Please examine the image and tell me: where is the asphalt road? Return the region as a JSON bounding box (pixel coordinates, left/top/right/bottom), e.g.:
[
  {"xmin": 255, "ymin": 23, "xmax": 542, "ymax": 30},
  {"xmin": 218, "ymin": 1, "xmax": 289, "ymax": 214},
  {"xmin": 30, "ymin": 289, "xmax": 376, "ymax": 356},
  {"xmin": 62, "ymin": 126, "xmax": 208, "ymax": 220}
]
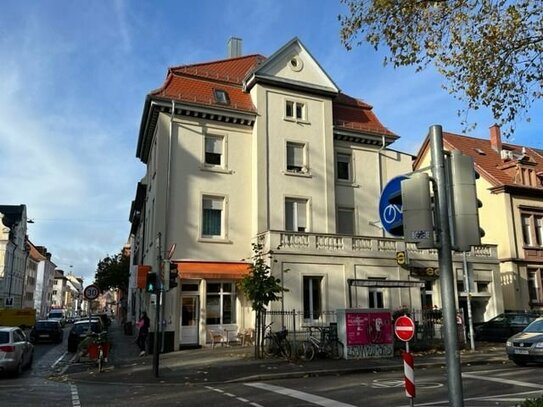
[
  {"xmin": 2, "ymin": 330, "xmax": 542, "ymax": 407},
  {"xmin": 68, "ymin": 361, "xmax": 543, "ymax": 406}
]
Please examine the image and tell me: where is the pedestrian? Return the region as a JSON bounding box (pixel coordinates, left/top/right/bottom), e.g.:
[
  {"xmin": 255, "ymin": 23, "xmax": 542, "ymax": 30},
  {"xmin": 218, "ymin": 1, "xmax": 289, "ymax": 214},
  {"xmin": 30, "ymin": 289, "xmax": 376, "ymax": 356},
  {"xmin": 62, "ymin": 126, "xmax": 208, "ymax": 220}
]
[{"xmin": 137, "ymin": 311, "xmax": 150, "ymax": 356}]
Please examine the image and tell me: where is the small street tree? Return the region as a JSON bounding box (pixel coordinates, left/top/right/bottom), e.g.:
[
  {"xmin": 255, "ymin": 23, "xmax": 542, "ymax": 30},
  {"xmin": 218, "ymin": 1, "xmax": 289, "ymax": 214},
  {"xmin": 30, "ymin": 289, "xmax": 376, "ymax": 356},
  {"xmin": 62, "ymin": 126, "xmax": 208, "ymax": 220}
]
[
  {"xmin": 238, "ymin": 243, "xmax": 284, "ymax": 358},
  {"xmin": 94, "ymin": 252, "xmax": 130, "ymax": 293}
]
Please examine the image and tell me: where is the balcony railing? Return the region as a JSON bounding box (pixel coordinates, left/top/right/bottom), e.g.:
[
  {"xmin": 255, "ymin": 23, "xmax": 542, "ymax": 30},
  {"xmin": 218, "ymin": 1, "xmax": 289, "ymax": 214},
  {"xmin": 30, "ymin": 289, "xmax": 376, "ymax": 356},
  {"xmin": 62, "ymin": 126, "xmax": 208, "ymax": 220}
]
[{"xmin": 258, "ymin": 230, "xmax": 497, "ymax": 261}]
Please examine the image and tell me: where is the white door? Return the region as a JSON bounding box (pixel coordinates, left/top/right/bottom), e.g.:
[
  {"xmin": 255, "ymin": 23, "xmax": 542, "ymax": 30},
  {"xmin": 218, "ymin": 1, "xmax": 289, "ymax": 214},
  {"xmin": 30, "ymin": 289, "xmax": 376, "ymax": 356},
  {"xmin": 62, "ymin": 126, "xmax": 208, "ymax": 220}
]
[{"xmin": 180, "ymin": 296, "xmax": 199, "ymax": 345}]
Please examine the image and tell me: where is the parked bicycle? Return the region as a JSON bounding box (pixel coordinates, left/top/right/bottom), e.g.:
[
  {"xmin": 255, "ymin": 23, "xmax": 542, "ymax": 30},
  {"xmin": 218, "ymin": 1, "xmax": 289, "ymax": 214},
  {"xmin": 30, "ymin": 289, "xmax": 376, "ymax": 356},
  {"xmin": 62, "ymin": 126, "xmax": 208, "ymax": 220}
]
[
  {"xmin": 262, "ymin": 322, "xmax": 291, "ymax": 359},
  {"xmin": 79, "ymin": 331, "xmax": 111, "ymax": 372},
  {"xmin": 296, "ymin": 325, "xmax": 344, "ymax": 361}
]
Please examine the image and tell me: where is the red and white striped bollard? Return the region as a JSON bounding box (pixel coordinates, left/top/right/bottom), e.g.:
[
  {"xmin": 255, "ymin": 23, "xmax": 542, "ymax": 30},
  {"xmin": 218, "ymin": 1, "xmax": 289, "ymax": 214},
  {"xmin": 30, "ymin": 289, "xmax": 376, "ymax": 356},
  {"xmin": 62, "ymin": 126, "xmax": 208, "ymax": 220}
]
[{"xmin": 403, "ymin": 350, "xmax": 416, "ymax": 400}]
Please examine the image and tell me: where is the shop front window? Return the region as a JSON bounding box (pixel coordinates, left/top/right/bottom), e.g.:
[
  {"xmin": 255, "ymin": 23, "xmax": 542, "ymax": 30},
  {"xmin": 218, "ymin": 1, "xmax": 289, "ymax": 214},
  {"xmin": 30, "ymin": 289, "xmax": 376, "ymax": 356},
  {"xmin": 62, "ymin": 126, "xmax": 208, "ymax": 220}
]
[{"xmin": 206, "ymin": 282, "xmax": 236, "ymax": 325}]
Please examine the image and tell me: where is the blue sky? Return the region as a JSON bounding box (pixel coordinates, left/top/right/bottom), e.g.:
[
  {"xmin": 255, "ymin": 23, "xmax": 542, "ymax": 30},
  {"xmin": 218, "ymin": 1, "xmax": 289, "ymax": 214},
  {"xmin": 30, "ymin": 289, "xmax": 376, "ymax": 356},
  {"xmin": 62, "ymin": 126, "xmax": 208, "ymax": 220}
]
[{"xmin": 1, "ymin": 0, "xmax": 542, "ymax": 286}]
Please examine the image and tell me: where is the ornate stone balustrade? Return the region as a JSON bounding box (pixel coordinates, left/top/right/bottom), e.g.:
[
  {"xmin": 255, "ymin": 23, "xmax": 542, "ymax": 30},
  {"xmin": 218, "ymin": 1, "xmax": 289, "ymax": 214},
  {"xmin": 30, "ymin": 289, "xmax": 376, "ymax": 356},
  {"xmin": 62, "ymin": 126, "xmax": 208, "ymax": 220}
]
[{"xmin": 259, "ymin": 230, "xmax": 497, "ymax": 262}]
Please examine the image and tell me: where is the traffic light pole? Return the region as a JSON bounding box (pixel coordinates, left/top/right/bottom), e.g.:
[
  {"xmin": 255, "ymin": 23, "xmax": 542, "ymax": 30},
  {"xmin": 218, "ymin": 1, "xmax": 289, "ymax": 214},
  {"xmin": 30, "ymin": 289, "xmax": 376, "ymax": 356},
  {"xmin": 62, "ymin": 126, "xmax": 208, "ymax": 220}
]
[
  {"xmin": 153, "ymin": 288, "xmax": 161, "ymax": 377},
  {"xmin": 429, "ymin": 125, "xmax": 464, "ymax": 407}
]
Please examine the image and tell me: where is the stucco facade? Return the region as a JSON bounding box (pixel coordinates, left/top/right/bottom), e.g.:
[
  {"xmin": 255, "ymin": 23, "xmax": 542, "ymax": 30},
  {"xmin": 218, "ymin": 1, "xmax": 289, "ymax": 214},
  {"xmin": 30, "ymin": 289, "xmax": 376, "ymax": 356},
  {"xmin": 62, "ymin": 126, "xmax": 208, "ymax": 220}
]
[
  {"xmin": 130, "ymin": 38, "xmax": 500, "ymax": 350},
  {"xmin": 413, "ymin": 126, "xmax": 543, "ymax": 313}
]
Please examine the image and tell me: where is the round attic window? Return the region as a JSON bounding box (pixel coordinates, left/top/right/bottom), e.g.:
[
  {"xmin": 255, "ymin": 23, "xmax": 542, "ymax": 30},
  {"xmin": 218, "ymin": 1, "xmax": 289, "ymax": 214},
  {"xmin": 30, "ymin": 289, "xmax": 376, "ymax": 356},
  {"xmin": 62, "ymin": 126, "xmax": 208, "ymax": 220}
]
[{"xmin": 289, "ymin": 56, "xmax": 303, "ymax": 72}]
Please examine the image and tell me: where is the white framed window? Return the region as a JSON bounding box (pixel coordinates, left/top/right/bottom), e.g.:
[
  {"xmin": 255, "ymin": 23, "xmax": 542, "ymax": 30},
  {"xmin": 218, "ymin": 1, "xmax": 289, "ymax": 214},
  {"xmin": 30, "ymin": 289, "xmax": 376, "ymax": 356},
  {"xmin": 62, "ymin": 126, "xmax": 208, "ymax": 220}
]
[
  {"xmin": 202, "ymin": 195, "xmax": 225, "ymax": 238},
  {"xmin": 368, "ymin": 277, "xmax": 385, "ymax": 309},
  {"xmin": 336, "ymin": 152, "xmax": 352, "ymax": 181},
  {"xmin": 285, "ymin": 100, "xmax": 306, "ymax": 121},
  {"xmin": 520, "ymin": 211, "xmax": 543, "ymax": 247},
  {"xmin": 204, "ymin": 135, "xmax": 224, "ymax": 167},
  {"xmin": 337, "ymin": 207, "xmax": 355, "ymax": 235},
  {"xmin": 285, "ymin": 198, "xmax": 308, "ymax": 232},
  {"xmin": 206, "ymin": 282, "xmax": 236, "ymax": 324},
  {"xmin": 528, "ymin": 268, "xmax": 543, "ymax": 304},
  {"xmin": 303, "ymin": 276, "xmax": 322, "ymax": 320},
  {"xmin": 286, "ymin": 142, "xmax": 307, "ymax": 173}
]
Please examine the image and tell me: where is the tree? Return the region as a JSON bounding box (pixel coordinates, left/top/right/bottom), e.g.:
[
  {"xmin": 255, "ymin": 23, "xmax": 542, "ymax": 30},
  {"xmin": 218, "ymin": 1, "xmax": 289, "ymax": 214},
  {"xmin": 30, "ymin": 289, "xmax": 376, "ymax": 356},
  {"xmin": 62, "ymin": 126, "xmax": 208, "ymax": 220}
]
[
  {"xmin": 238, "ymin": 243, "xmax": 284, "ymax": 358},
  {"xmin": 339, "ymin": 0, "xmax": 543, "ymax": 135},
  {"xmin": 94, "ymin": 252, "xmax": 130, "ymax": 293}
]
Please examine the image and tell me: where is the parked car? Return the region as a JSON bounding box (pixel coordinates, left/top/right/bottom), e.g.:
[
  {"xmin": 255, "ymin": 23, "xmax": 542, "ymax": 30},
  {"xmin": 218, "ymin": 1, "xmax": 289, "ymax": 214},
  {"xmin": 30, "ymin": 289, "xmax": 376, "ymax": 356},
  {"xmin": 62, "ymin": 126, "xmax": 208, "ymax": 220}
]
[
  {"xmin": 506, "ymin": 317, "xmax": 543, "ymax": 366},
  {"xmin": 67, "ymin": 319, "xmax": 103, "ymax": 352},
  {"xmin": 474, "ymin": 311, "xmax": 540, "ymax": 342},
  {"xmin": 0, "ymin": 326, "xmax": 33, "ymax": 376},
  {"xmin": 30, "ymin": 320, "xmax": 63, "ymax": 344},
  {"xmin": 47, "ymin": 309, "xmax": 66, "ymax": 327}
]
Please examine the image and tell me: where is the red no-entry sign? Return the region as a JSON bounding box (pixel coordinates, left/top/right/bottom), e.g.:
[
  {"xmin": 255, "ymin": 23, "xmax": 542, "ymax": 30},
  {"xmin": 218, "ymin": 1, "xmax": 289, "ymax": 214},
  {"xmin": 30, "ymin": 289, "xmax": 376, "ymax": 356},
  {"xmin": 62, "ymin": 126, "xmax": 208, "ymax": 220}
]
[{"xmin": 395, "ymin": 315, "xmax": 415, "ymax": 342}]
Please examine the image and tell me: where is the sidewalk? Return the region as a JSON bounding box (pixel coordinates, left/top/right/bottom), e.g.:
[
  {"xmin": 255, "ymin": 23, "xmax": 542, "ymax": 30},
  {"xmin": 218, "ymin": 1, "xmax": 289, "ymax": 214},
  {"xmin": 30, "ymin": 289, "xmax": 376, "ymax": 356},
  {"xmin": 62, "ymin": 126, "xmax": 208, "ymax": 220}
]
[{"xmin": 61, "ymin": 320, "xmax": 508, "ymax": 384}]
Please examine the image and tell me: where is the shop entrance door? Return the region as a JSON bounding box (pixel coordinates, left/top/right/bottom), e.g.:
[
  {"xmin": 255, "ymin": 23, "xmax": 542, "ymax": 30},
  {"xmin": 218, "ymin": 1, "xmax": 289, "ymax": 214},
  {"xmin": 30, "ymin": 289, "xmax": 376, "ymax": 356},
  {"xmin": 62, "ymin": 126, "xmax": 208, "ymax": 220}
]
[{"xmin": 180, "ymin": 295, "xmax": 199, "ymax": 346}]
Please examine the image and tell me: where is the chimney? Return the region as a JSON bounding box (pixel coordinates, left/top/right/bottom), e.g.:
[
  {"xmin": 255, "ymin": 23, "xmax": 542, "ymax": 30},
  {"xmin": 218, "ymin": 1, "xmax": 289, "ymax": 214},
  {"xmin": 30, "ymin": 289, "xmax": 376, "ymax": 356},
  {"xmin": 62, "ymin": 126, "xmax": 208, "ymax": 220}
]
[
  {"xmin": 489, "ymin": 124, "xmax": 502, "ymax": 153},
  {"xmin": 227, "ymin": 37, "xmax": 242, "ymax": 58}
]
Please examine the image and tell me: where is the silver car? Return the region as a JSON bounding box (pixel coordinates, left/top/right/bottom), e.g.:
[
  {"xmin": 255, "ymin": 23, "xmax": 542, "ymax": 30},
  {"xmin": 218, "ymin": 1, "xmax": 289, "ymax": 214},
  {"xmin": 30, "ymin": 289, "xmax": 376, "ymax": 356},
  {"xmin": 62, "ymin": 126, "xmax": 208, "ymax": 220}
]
[
  {"xmin": 506, "ymin": 317, "xmax": 543, "ymax": 366},
  {"xmin": 0, "ymin": 326, "xmax": 34, "ymax": 376}
]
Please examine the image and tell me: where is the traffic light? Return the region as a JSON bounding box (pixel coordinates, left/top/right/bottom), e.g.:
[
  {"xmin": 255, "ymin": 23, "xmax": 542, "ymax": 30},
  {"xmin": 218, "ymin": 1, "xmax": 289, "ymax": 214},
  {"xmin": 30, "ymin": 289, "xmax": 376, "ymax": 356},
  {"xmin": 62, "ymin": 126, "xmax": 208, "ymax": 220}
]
[
  {"xmin": 146, "ymin": 272, "xmax": 157, "ymax": 293},
  {"xmin": 399, "ymin": 173, "xmax": 435, "ymax": 249},
  {"xmin": 162, "ymin": 260, "xmax": 178, "ymax": 291},
  {"xmin": 448, "ymin": 150, "xmax": 484, "ymax": 251}
]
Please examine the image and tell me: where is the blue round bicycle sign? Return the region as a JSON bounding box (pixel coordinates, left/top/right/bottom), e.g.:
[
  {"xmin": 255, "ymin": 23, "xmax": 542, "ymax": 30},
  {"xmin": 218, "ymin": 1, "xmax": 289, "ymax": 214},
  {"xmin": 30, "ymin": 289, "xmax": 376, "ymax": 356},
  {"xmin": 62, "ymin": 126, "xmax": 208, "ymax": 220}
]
[{"xmin": 379, "ymin": 175, "xmax": 407, "ymax": 236}]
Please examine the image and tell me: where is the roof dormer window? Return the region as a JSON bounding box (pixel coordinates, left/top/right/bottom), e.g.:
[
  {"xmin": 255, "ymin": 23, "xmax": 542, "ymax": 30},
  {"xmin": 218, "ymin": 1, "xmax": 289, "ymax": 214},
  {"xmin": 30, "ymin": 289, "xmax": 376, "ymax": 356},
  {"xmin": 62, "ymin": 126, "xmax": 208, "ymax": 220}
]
[{"xmin": 213, "ymin": 89, "xmax": 230, "ymax": 105}]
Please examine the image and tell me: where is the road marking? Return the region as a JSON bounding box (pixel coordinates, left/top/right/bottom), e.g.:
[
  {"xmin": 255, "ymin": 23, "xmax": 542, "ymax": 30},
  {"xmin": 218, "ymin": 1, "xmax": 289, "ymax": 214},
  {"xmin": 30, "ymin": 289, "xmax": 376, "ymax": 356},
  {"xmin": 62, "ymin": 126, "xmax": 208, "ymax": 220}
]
[
  {"xmin": 205, "ymin": 385, "xmax": 263, "ymax": 406},
  {"xmin": 51, "ymin": 351, "xmax": 68, "ymax": 369},
  {"xmin": 462, "ymin": 373, "xmax": 543, "ymax": 389},
  {"xmin": 70, "ymin": 384, "xmax": 80, "ymax": 407},
  {"xmin": 245, "ymin": 382, "xmax": 357, "ymax": 407}
]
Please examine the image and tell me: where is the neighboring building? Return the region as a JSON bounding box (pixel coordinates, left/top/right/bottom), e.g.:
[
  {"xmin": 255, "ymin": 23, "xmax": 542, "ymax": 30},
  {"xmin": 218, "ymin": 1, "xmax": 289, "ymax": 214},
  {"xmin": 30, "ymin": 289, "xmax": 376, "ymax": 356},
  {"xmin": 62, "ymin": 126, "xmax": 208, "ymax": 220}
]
[
  {"xmin": 414, "ymin": 125, "xmax": 543, "ymax": 315},
  {"xmin": 0, "ymin": 204, "xmax": 30, "ymax": 309},
  {"xmin": 34, "ymin": 246, "xmax": 56, "ymax": 318},
  {"xmin": 52, "ymin": 269, "xmax": 67, "ymax": 309},
  {"xmin": 130, "ymin": 37, "xmax": 499, "ymax": 349},
  {"xmin": 22, "ymin": 239, "xmax": 45, "ymax": 310},
  {"xmin": 65, "ymin": 273, "xmax": 84, "ymax": 316}
]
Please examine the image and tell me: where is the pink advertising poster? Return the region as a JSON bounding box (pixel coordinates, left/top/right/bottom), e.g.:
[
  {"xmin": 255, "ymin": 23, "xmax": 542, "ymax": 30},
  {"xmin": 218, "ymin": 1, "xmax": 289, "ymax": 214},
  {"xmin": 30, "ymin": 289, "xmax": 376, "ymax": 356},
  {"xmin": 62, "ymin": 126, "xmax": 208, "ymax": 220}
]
[{"xmin": 345, "ymin": 311, "xmax": 393, "ymax": 346}]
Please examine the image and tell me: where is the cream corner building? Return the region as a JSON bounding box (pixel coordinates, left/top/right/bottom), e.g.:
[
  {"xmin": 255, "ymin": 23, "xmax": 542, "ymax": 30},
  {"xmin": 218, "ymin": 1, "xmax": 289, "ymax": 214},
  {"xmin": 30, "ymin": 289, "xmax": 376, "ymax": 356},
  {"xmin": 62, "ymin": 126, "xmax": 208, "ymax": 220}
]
[{"xmin": 129, "ymin": 38, "xmax": 500, "ymax": 349}]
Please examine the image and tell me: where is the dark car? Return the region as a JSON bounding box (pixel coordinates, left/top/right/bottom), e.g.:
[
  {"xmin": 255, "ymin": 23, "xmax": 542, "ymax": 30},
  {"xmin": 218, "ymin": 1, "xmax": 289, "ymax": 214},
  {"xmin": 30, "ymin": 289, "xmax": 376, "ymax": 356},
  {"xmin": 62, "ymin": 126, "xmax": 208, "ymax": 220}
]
[
  {"xmin": 30, "ymin": 320, "xmax": 63, "ymax": 344},
  {"xmin": 474, "ymin": 311, "xmax": 540, "ymax": 342},
  {"xmin": 506, "ymin": 317, "xmax": 543, "ymax": 366},
  {"xmin": 67, "ymin": 319, "xmax": 103, "ymax": 352},
  {"xmin": 91, "ymin": 313, "xmax": 111, "ymax": 330}
]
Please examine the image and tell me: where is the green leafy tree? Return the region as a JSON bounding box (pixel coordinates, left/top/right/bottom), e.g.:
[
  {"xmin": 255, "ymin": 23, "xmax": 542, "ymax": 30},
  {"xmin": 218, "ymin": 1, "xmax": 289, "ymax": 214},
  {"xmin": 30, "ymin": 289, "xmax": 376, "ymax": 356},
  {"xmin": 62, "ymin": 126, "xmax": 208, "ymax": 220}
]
[
  {"xmin": 94, "ymin": 252, "xmax": 130, "ymax": 292},
  {"xmin": 238, "ymin": 243, "xmax": 284, "ymax": 358},
  {"xmin": 339, "ymin": 0, "xmax": 543, "ymax": 135}
]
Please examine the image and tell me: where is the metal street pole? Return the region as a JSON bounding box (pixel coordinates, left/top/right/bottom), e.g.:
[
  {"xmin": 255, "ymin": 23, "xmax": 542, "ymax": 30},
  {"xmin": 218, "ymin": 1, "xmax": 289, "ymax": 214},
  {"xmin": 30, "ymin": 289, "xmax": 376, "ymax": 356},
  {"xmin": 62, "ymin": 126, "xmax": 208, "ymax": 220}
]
[
  {"xmin": 153, "ymin": 288, "xmax": 161, "ymax": 377},
  {"xmin": 430, "ymin": 124, "xmax": 464, "ymax": 407},
  {"xmin": 463, "ymin": 252, "xmax": 475, "ymax": 351}
]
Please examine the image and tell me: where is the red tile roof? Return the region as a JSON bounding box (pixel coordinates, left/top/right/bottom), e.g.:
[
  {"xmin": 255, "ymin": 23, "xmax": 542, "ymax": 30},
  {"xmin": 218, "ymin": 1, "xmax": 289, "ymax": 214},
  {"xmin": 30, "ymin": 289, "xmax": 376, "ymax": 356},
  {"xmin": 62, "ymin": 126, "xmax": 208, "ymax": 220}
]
[
  {"xmin": 148, "ymin": 54, "xmax": 395, "ymax": 137},
  {"xmin": 424, "ymin": 131, "xmax": 543, "ymax": 189},
  {"xmin": 333, "ymin": 93, "xmax": 397, "ymax": 137},
  {"xmin": 151, "ymin": 55, "xmax": 264, "ymax": 113}
]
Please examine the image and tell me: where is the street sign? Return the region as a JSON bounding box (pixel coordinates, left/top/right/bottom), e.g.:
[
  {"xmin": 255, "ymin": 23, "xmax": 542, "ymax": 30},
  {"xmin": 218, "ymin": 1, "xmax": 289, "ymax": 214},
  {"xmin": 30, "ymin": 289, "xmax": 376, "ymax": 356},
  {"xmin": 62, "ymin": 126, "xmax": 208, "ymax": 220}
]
[
  {"xmin": 379, "ymin": 175, "xmax": 408, "ymax": 236},
  {"xmin": 83, "ymin": 284, "xmax": 100, "ymax": 300},
  {"xmin": 166, "ymin": 243, "xmax": 176, "ymax": 260},
  {"xmin": 395, "ymin": 315, "xmax": 415, "ymax": 342}
]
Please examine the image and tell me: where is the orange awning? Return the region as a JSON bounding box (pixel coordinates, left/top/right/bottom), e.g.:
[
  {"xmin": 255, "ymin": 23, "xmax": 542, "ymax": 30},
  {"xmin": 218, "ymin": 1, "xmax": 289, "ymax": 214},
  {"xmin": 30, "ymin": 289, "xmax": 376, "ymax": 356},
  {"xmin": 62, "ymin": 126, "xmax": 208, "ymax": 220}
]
[
  {"xmin": 178, "ymin": 261, "xmax": 251, "ymax": 280},
  {"xmin": 136, "ymin": 265, "xmax": 152, "ymax": 289}
]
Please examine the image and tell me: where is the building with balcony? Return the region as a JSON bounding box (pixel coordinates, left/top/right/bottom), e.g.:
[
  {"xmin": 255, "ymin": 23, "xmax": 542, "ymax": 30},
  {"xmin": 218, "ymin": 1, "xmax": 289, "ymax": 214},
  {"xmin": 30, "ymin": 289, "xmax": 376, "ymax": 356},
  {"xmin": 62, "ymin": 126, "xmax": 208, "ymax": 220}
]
[
  {"xmin": 130, "ymin": 38, "xmax": 500, "ymax": 349},
  {"xmin": 415, "ymin": 126, "xmax": 543, "ymax": 313}
]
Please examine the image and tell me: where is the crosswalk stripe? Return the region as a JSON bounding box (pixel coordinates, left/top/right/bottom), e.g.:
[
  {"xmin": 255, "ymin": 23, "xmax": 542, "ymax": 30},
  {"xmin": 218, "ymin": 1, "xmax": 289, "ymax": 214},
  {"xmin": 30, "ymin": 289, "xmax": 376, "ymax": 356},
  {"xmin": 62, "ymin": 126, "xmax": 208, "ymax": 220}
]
[{"xmin": 245, "ymin": 382, "xmax": 356, "ymax": 407}]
